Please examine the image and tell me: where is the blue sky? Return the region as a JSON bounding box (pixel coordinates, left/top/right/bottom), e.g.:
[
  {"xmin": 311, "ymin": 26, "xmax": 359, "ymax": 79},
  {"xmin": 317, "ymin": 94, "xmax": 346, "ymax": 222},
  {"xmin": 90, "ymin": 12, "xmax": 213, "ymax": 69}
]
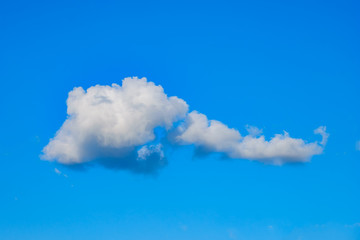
[{"xmin": 0, "ymin": 0, "xmax": 359, "ymax": 239}]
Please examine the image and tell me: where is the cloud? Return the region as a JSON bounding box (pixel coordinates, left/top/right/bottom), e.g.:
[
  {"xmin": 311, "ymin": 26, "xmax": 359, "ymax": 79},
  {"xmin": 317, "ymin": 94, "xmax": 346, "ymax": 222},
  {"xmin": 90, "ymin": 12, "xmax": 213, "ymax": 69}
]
[
  {"xmin": 54, "ymin": 168, "xmax": 68, "ymax": 178},
  {"xmin": 42, "ymin": 77, "xmax": 328, "ymax": 173},
  {"xmin": 173, "ymin": 111, "xmax": 327, "ymax": 165},
  {"xmin": 245, "ymin": 125, "xmax": 263, "ymax": 136},
  {"xmin": 54, "ymin": 168, "xmax": 61, "ymax": 175},
  {"xmin": 313, "ymin": 126, "xmax": 329, "ymax": 145},
  {"xmin": 356, "ymin": 141, "xmax": 360, "ymax": 151},
  {"xmin": 42, "ymin": 77, "xmax": 188, "ymax": 174}
]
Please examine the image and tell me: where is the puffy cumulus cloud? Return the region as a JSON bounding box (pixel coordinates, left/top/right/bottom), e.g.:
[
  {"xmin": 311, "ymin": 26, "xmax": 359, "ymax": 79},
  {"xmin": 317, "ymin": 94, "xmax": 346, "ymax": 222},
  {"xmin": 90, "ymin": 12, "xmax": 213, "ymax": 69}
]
[
  {"xmin": 42, "ymin": 77, "xmax": 328, "ymax": 174},
  {"xmin": 41, "ymin": 77, "xmax": 188, "ymax": 174},
  {"xmin": 172, "ymin": 111, "xmax": 241, "ymax": 153},
  {"xmin": 173, "ymin": 111, "xmax": 327, "ymax": 165}
]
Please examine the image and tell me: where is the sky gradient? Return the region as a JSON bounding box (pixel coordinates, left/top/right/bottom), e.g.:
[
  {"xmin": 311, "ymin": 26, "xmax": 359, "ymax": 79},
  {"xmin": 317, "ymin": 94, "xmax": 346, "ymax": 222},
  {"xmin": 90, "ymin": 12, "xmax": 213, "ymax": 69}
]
[{"xmin": 1, "ymin": 0, "xmax": 359, "ymax": 239}]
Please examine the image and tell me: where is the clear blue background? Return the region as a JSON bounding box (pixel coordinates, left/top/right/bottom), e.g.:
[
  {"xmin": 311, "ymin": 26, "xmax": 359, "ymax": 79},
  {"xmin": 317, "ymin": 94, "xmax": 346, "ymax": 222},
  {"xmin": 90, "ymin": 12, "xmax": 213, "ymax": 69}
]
[{"xmin": 0, "ymin": 0, "xmax": 359, "ymax": 239}]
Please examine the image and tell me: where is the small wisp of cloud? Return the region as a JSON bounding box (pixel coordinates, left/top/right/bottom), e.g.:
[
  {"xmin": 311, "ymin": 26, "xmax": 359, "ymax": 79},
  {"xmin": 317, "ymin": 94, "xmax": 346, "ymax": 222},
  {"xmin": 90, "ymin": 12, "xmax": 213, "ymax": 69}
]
[
  {"xmin": 54, "ymin": 168, "xmax": 61, "ymax": 175},
  {"xmin": 314, "ymin": 126, "xmax": 329, "ymax": 146},
  {"xmin": 54, "ymin": 168, "xmax": 68, "ymax": 178}
]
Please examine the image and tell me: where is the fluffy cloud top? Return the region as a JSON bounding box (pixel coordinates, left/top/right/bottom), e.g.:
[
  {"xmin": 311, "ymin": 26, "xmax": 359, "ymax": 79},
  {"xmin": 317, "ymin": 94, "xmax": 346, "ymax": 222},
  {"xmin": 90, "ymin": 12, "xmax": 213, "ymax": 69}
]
[
  {"xmin": 174, "ymin": 111, "xmax": 326, "ymax": 164},
  {"xmin": 42, "ymin": 77, "xmax": 187, "ymax": 173},
  {"xmin": 42, "ymin": 77, "xmax": 328, "ymax": 173}
]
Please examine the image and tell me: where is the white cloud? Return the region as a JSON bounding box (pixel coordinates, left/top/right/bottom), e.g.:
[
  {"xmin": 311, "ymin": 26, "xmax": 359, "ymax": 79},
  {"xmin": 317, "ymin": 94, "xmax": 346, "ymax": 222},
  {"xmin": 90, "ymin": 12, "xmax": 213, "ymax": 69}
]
[
  {"xmin": 174, "ymin": 111, "xmax": 327, "ymax": 164},
  {"xmin": 42, "ymin": 77, "xmax": 188, "ymax": 173},
  {"xmin": 42, "ymin": 77, "xmax": 328, "ymax": 173},
  {"xmin": 313, "ymin": 126, "xmax": 329, "ymax": 145},
  {"xmin": 54, "ymin": 168, "xmax": 69, "ymax": 178},
  {"xmin": 245, "ymin": 125, "xmax": 263, "ymax": 136},
  {"xmin": 356, "ymin": 141, "xmax": 360, "ymax": 151},
  {"xmin": 54, "ymin": 168, "xmax": 61, "ymax": 175},
  {"xmin": 137, "ymin": 144, "xmax": 164, "ymax": 161}
]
